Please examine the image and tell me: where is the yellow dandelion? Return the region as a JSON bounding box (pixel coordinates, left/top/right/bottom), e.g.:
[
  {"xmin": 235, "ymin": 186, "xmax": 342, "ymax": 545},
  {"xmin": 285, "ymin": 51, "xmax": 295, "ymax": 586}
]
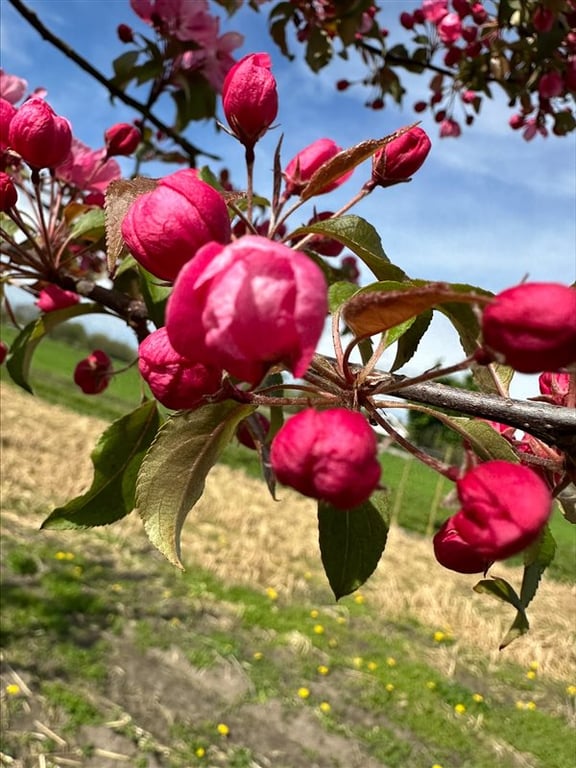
[
  {"xmin": 328, "ymin": 638, "xmax": 338, "ymax": 648},
  {"xmin": 55, "ymin": 551, "xmax": 74, "ymax": 561},
  {"xmin": 526, "ymin": 670, "xmax": 536, "ymax": 680},
  {"xmin": 432, "ymin": 764, "xmax": 444, "ymax": 768},
  {"xmin": 310, "ymin": 609, "xmax": 319, "ymax": 619},
  {"xmin": 352, "ymin": 656, "xmax": 363, "ymax": 669},
  {"xmin": 317, "ymin": 665, "xmax": 329, "ymax": 676},
  {"xmin": 454, "ymin": 703, "xmax": 466, "ymax": 715},
  {"xmin": 304, "ymin": 570, "xmax": 313, "ymax": 580},
  {"xmin": 426, "ymin": 681, "xmax": 437, "ymax": 690},
  {"xmin": 313, "ymin": 624, "xmax": 325, "ymax": 635},
  {"xmin": 217, "ymin": 723, "xmax": 230, "ymax": 736},
  {"xmin": 367, "ymin": 661, "xmax": 378, "ymax": 672},
  {"xmin": 354, "ymin": 594, "xmax": 365, "ymax": 605},
  {"xmin": 336, "ymin": 616, "xmax": 347, "ymax": 625},
  {"xmin": 515, "ymin": 701, "xmax": 525, "ymax": 710},
  {"xmin": 253, "ymin": 651, "xmax": 264, "ymax": 661},
  {"xmin": 386, "ymin": 657, "xmax": 396, "ymax": 667},
  {"xmin": 111, "ymin": 583, "xmax": 123, "ymax": 593},
  {"xmin": 433, "ymin": 631, "xmax": 446, "ymax": 643},
  {"xmin": 565, "ymin": 685, "xmax": 576, "ymax": 696},
  {"xmin": 472, "ymin": 693, "xmax": 484, "ymax": 703},
  {"xmin": 526, "ymin": 701, "xmax": 537, "ymax": 710},
  {"xmin": 195, "ymin": 747, "xmax": 206, "ymax": 758},
  {"xmin": 385, "ymin": 683, "xmax": 395, "ymax": 693},
  {"xmin": 162, "ymin": 589, "xmax": 172, "ymax": 599},
  {"xmin": 5, "ymin": 684, "xmax": 20, "ymax": 695},
  {"xmin": 319, "ymin": 701, "xmax": 331, "ymax": 714},
  {"xmin": 297, "ymin": 687, "xmax": 310, "ymax": 699},
  {"xmin": 265, "ymin": 587, "xmax": 278, "ymax": 601},
  {"xmin": 529, "ymin": 661, "xmax": 539, "ymax": 671}
]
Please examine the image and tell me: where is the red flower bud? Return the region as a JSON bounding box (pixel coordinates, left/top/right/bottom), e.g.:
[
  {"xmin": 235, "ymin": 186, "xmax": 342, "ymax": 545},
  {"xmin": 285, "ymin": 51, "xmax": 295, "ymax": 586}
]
[
  {"xmin": 73, "ymin": 350, "xmax": 113, "ymax": 395},
  {"xmin": 0, "ymin": 340, "xmax": 8, "ymax": 365},
  {"xmin": 371, "ymin": 126, "xmax": 431, "ymax": 188},
  {"xmin": 481, "ymin": 282, "xmax": 576, "ymax": 373},
  {"xmin": 433, "ymin": 517, "xmax": 491, "ymax": 573},
  {"xmin": 538, "ymin": 71, "xmax": 563, "ymax": 99},
  {"xmin": 294, "ymin": 211, "xmax": 344, "ymax": 257},
  {"xmin": 532, "ymin": 6, "xmax": 555, "ymax": 33},
  {"xmin": 35, "ymin": 285, "xmax": 79, "ymax": 312},
  {"xmin": 336, "ymin": 79, "xmax": 350, "ymax": 91},
  {"xmin": 222, "ymin": 53, "xmax": 278, "ymax": 149},
  {"xmin": 283, "ymin": 138, "xmax": 353, "ymax": 198},
  {"xmin": 0, "ymin": 98, "xmax": 17, "ymax": 151},
  {"xmin": 121, "ymin": 169, "xmax": 231, "ymax": 282},
  {"xmin": 452, "ymin": 461, "xmax": 552, "ymax": 560},
  {"xmin": 538, "ymin": 372, "xmax": 572, "ymax": 406},
  {"xmin": 166, "ymin": 235, "xmax": 327, "ymax": 385},
  {"xmin": 104, "ymin": 122, "xmax": 141, "ymax": 157},
  {"xmin": 138, "ymin": 327, "xmax": 221, "ymax": 410},
  {"xmin": 236, "ymin": 412, "xmax": 270, "ymax": 450},
  {"xmin": 0, "ymin": 171, "xmax": 17, "ymax": 211},
  {"xmin": 270, "ymin": 408, "xmax": 381, "ymax": 509},
  {"xmin": 8, "ymin": 97, "xmax": 72, "ymax": 168},
  {"xmin": 399, "ymin": 12, "xmax": 414, "ymax": 29},
  {"xmin": 117, "ymin": 23, "xmax": 135, "ymax": 43}
]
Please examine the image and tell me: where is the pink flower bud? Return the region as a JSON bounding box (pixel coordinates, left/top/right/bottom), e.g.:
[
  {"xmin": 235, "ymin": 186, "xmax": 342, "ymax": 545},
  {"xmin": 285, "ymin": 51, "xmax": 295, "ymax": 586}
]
[
  {"xmin": 509, "ymin": 113, "xmax": 525, "ymax": 130},
  {"xmin": 294, "ymin": 211, "xmax": 344, "ymax": 257},
  {"xmin": 0, "ymin": 171, "xmax": 17, "ymax": 211},
  {"xmin": 371, "ymin": 126, "xmax": 431, "ymax": 188},
  {"xmin": 0, "ymin": 340, "xmax": 8, "ymax": 365},
  {"xmin": 222, "ymin": 53, "xmax": 278, "ymax": 149},
  {"xmin": 481, "ymin": 282, "xmax": 576, "ymax": 373},
  {"xmin": 538, "ymin": 372, "xmax": 572, "ymax": 406},
  {"xmin": 236, "ymin": 412, "xmax": 270, "ymax": 450},
  {"xmin": 138, "ymin": 327, "xmax": 222, "ymax": 410},
  {"xmin": 452, "ymin": 461, "xmax": 552, "ymax": 560},
  {"xmin": 453, "ymin": 0, "xmax": 471, "ymax": 18},
  {"xmin": 433, "ymin": 517, "xmax": 491, "ymax": 573},
  {"xmin": 399, "ymin": 12, "xmax": 414, "ymax": 29},
  {"xmin": 73, "ymin": 350, "xmax": 113, "ymax": 395},
  {"xmin": 166, "ymin": 235, "xmax": 328, "ymax": 385},
  {"xmin": 270, "ymin": 408, "xmax": 381, "ymax": 509},
  {"xmin": 532, "ymin": 6, "xmax": 555, "ymax": 33},
  {"xmin": 0, "ymin": 98, "xmax": 17, "ymax": 150},
  {"xmin": 0, "ymin": 71, "xmax": 28, "ymax": 104},
  {"xmin": 439, "ymin": 117, "xmax": 462, "ymax": 137},
  {"xmin": 35, "ymin": 284, "xmax": 80, "ymax": 312},
  {"xmin": 471, "ymin": 3, "xmax": 488, "ymax": 24},
  {"xmin": 283, "ymin": 138, "xmax": 353, "ymax": 198},
  {"xmin": 336, "ymin": 79, "xmax": 350, "ymax": 91},
  {"xmin": 8, "ymin": 97, "xmax": 72, "ymax": 168},
  {"xmin": 538, "ymin": 71, "xmax": 563, "ymax": 99},
  {"xmin": 437, "ymin": 12, "xmax": 462, "ymax": 44},
  {"xmin": 104, "ymin": 122, "xmax": 141, "ymax": 157},
  {"xmin": 117, "ymin": 23, "xmax": 135, "ymax": 43},
  {"xmin": 121, "ymin": 169, "xmax": 231, "ymax": 282}
]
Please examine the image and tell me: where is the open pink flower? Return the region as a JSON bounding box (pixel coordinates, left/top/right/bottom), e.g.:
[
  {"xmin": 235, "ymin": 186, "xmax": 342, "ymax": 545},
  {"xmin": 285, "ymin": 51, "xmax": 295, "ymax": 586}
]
[
  {"xmin": 270, "ymin": 408, "xmax": 381, "ymax": 509},
  {"xmin": 56, "ymin": 138, "xmax": 121, "ymax": 194},
  {"xmin": 0, "ymin": 70, "xmax": 28, "ymax": 105},
  {"xmin": 166, "ymin": 235, "xmax": 328, "ymax": 385}
]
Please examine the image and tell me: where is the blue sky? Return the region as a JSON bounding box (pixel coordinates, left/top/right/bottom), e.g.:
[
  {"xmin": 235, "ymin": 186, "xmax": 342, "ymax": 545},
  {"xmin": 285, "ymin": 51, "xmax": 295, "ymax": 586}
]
[{"xmin": 2, "ymin": 0, "xmax": 575, "ymax": 398}]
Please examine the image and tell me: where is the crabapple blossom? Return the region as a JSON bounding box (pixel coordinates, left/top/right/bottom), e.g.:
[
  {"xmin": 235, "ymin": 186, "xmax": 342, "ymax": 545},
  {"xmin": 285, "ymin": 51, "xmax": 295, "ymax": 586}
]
[
  {"xmin": 0, "ymin": 171, "xmax": 17, "ymax": 211},
  {"xmin": 222, "ymin": 53, "xmax": 278, "ymax": 149},
  {"xmin": 0, "ymin": 98, "xmax": 17, "ymax": 150},
  {"xmin": 0, "ymin": 70, "xmax": 28, "ymax": 104},
  {"xmin": 437, "ymin": 12, "xmax": 462, "ymax": 44},
  {"xmin": 121, "ymin": 169, "xmax": 231, "ymax": 282},
  {"xmin": 166, "ymin": 235, "xmax": 328, "ymax": 385},
  {"xmin": 422, "ymin": 0, "xmax": 449, "ymax": 24},
  {"xmin": 481, "ymin": 282, "xmax": 576, "ymax": 373},
  {"xmin": 433, "ymin": 517, "xmax": 491, "ymax": 574},
  {"xmin": 283, "ymin": 138, "xmax": 353, "ymax": 198},
  {"xmin": 35, "ymin": 285, "xmax": 80, "ymax": 312},
  {"xmin": 104, "ymin": 122, "xmax": 141, "ymax": 157},
  {"xmin": 138, "ymin": 327, "xmax": 222, "ymax": 410},
  {"xmin": 56, "ymin": 138, "xmax": 121, "ymax": 195},
  {"xmin": 538, "ymin": 71, "xmax": 563, "ymax": 99},
  {"xmin": 538, "ymin": 372, "xmax": 572, "ymax": 407},
  {"xmin": 8, "ymin": 97, "xmax": 72, "ymax": 169},
  {"xmin": 73, "ymin": 350, "xmax": 113, "ymax": 395},
  {"xmin": 270, "ymin": 408, "xmax": 381, "ymax": 509},
  {"xmin": 453, "ymin": 461, "xmax": 552, "ymax": 560},
  {"xmin": 371, "ymin": 126, "xmax": 431, "ymax": 188}
]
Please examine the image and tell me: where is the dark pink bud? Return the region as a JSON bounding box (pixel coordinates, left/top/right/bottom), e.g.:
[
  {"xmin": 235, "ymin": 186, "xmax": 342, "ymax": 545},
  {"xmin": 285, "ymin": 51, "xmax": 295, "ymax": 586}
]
[
  {"xmin": 414, "ymin": 100, "xmax": 427, "ymax": 113},
  {"xmin": 453, "ymin": 0, "xmax": 471, "ymax": 18},
  {"xmin": 433, "ymin": 517, "xmax": 491, "ymax": 573},
  {"xmin": 336, "ymin": 79, "xmax": 350, "ymax": 91},
  {"xmin": 538, "ymin": 71, "xmax": 563, "ymax": 99},
  {"xmin": 283, "ymin": 138, "xmax": 353, "ymax": 198},
  {"xmin": 509, "ymin": 113, "xmax": 525, "ymax": 129},
  {"xmin": 399, "ymin": 12, "xmax": 414, "ymax": 29},
  {"xmin": 73, "ymin": 350, "xmax": 113, "ymax": 395},
  {"xmin": 222, "ymin": 53, "xmax": 278, "ymax": 149},
  {"xmin": 413, "ymin": 8, "xmax": 425, "ymax": 24},
  {"xmin": 298, "ymin": 211, "xmax": 344, "ymax": 257},
  {"xmin": 461, "ymin": 24, "xmax": 477, "ymax": 42},
  {"xmin": 166, "ymin": 235, "xmax": 328, "ymax": 386},
  {"xmin": 532, "ymin": 6, "xmax": 555, "ymax": 32},
  {"xmin": 538, "ymin": 372, "xmax": 572, "ymax": 406},
  {"xmin": 270, "ymin": 408, "xmax": 381, "ymax": 509},
  {"xmin": 0, "ymin": 340, "xmax": 8, "ymax": 365},
  {"xmin": 453, "ymin": 461, "xmax": 552, "ymax": 560},
  {"xmin": 104, "ymin": 122, "xmax": 141, "ymax": 157},
  {"xmin": 0, "ymin": 98, "xmax": 17, "ymax": 151},
  {"xmin": 236, "ymin": 412, "xmax": 270, "ymax": 450},
  {"xmin": 341, "ymin": 255, "xmax": 360, "ymax": 283},
  {"xmin": 138, "ymin": 327, "xmax": 221, "ymax": 410},
  {"xmin": 461, "ymin": 89, "xmax": 477, "ymax": 104},
  {"xmin": 444, "ymin": 45, "xmax": 463, "ymax": 66},
  {"xmin": 121, "ymin": 169, "xmax": 231, "ymax": 282},
  {"xmin": 8, "ymin": 97, "xmax": 72, "ymax": 168},
  {"xmin": 0, "ymin": 171, "xmax": 17, "ymax": 211},
  {"xmin": 439, "ymin": 117, "xmax": 461, "ymax": 137},
  {"xmin": 35, "ymin": 284, "xmax": 79, "ymax": 312},
  {"xmin": 471, "ymin": 3, "xmax": 488, "ymax": 24},
  {"xmin": 481, "ymin": 282, "xmax": 576, "ymax": 373},
  {"xmin": 371, "ymin": 126, "xmax": 431, "ymax": 188},
  {"xmin": 117, "ymin": 23, "xmax": 135, "ymax": 43}
]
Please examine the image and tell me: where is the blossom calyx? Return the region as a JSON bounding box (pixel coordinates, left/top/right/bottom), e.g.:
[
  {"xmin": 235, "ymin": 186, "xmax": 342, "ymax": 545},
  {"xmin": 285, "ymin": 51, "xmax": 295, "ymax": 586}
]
[
  {"xmin": 121, "ymin": 169, "xmax": 231, "ymax": 282},
  {"xmin": 452, "ymin": 461, "xmax": 552, "ymax": 560},
  {"xmin": 371, "ymin": 126, "xmax": 431, "ymax": 188},
  {"xmin": 105, "ymin": 122, "xmax": 141, "ymax": 157},
  {"xmin": 433, "ymin": 517, "xmax": 491, "ymax": 574},
  {"xmin": 222, "ymin": 53, "xmax": 278, "ymax": 149},
  {"xmin": 481, "ymin": 282, "xmax": 576, "ymax": 373},
  {"xmin": 73, "ymin": 350, "xmax": 113, "ymax": 395},
  {"xmin": 166, "ymin": 235, "xmax": 327, "ymax": 385},
  {"xmin": 270, "ymin": 408, "xmax": 381, "ymax": 509},
  {"xmin": 283, "ymin": 138, "xmax": 353, "ymax": 198},
  {"xmin": 138, "ymin": 327, "xmax": 222, "ymax": 410},
  {"xmin": 8, "ymin": 97, "xmax": 72, "ymax": 168}
]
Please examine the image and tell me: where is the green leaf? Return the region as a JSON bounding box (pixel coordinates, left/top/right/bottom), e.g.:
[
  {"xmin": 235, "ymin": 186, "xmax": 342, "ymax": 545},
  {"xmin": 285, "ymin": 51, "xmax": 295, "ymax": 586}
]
[
  {"xmin": 328, "ymin": 281, "xmax": 359, "ymax": 313},
  {"xmin": 136, "ymin": 401, "xmax": 256, "ymax": 568},
  {"xmin": 0, "ymin": 211, "xmax": 19, "ymax": 237},
  {"xmin": 449, "ymin": 418, "xmax": 520, "ymax": 462},
  {"xmin": 391, "ymin": 308, "xmax": 433, "ymax": 371},
  {"xmin": 68, "ymin": 207, "xmax": 106, "ymax": 242},
  {"xmin": 499, "ymin": 609, "xmax": 530, "ymax": 650},
  {"xmin": 138, "ymin": 265, "xmax": 171, "ymax": 329},
  {"xmin": 111, "ymin": 50, "xmax": 140, "ymax": 89},
  {"xmin": 318, "ymin": 490, "xmax": 389, "ymax": 600},
  {"xmin": 520, "ymin": 525, "xmax": 556, "ymax": 609},
  {"xmin": 42, "ymin": 401, "xmax": 160, "ymax": 529},
  {"xmin": 6, "ymin": 304, "xmax": 108, "ymax": 393},
  {"xmin": 290, "ymin": 214, "xmax": 405, "ymax": 281},
  {"xmin": 473, "ymin": 576, "xmax": 524, "ymax": 612}
]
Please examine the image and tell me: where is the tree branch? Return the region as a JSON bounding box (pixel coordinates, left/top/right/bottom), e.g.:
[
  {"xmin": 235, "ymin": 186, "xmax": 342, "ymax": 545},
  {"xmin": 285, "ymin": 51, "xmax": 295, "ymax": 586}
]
[{"xmin": 8, "ymin": 0, "xmax": 215, "ymax": 164}]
